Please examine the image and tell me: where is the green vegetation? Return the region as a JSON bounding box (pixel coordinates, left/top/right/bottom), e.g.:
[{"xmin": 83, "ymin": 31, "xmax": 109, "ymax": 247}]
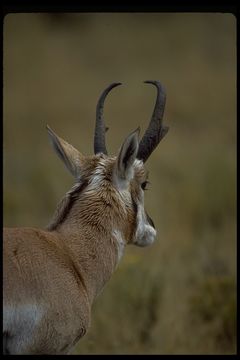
[
  {"xmin": 190, "ymin": 275, "xmax": 236, "ymax": 352},
  {"xmin": 3, "ymin": 13, "xmax": 236, "ymax": 354}
]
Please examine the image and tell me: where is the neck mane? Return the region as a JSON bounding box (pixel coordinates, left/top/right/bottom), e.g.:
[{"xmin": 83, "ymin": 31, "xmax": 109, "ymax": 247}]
[{"xmin": 46, "ymin": 181, "xmax": 88, "ymax": 231}]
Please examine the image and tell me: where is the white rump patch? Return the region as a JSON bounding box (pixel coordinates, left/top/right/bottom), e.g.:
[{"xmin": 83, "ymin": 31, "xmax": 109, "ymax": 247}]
[
  {"xmin": 3, "ymin": 303, "xmax": 43, "ymax": 330},
  {"xmin": 3, "ymin": 303, "xmax": 43, "ymax": 353}
]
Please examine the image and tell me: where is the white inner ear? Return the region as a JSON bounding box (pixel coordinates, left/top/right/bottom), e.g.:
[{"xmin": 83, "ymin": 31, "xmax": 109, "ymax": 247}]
[
  {"xmin": 47, "ymin": 126, "xmax": 83, "ymax": 179},
  {"xmin": 114, "ymin": 168, "xmax": 134, "ymax": 191},
  {"xmin": 114, "ymin": 129, "xmax": 139, "ymax": 190}
]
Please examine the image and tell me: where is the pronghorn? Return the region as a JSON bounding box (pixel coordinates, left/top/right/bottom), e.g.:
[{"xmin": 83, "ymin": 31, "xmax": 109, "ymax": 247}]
[{"xmin": 3, "ymin": 81, "xmax": 169, "ymax": 354}]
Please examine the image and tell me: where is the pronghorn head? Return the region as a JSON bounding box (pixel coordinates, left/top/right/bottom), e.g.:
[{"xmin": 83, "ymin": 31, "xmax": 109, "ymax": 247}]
[{"xmin": 47, "ymin": 81, "xmax": 168, "ymax": 248}]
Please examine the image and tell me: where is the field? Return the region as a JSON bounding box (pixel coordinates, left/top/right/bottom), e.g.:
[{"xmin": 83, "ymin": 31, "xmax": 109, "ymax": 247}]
[{"xmin": 3, "ymin": 13, "xmax": 236, "ymax": 354}]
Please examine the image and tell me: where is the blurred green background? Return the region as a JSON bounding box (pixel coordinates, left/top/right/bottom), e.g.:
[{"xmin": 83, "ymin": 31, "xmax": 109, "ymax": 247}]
[{"xmin": 3, "ymin": 13, "xmax": 236, "ymax": 354}]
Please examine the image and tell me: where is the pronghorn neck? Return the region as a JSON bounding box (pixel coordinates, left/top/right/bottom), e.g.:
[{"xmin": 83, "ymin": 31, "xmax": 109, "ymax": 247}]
[
  {"xmin": 48, "ymin": 181, "xmax": 131, "ymax": 302},
  {"xmin": 59, "ymin": 226, "xmax": 119, "ymax": 303}
]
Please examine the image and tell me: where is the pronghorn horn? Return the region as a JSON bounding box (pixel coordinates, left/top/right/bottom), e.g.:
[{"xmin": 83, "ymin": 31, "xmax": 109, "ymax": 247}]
[
  {"xmin": 94, "ymin": 82, "xmax": 122, "ymax": 155},
  {"xmin": 137, "ymin": 80, "xmax": 169, "ymax": 163}
]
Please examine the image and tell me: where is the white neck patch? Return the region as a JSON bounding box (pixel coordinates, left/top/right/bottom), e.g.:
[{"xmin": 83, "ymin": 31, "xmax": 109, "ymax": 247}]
[
  {"xmin": 112, "ymin": 230, "xmax": 126, "ymax": 265},
  {"xmin": 134, "ymin": 204, "xmax": 156, "ymax": 247}
]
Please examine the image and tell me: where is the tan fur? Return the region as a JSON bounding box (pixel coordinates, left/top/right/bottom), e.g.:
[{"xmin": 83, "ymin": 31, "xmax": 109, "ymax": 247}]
[{"xmin": 3, "ymin": 141, "xmax": 152, "ymax": 354}]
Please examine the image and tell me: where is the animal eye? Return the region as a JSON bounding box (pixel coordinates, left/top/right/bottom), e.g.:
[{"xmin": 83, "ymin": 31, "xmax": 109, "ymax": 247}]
[{"xmin": 141, "ymin": 181, "xmax": 149, "ymax": 190}]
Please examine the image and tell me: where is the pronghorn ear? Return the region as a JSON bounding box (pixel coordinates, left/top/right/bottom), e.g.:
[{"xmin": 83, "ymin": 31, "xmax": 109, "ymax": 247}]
[
  {"xmin": 114, "ymin": 128, "xmax": 140, "ymax": 189},
  {"xmin": 47, "ymin": 125, "xmax": 84, "ymax": 179}
]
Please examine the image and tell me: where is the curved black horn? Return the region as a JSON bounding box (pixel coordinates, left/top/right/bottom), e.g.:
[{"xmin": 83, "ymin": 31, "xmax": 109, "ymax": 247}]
[
  {"xmin": 137, "ymin": 80, "xmax": 169, "ymax": 162},
  {"xmin": 94, "ymin": 82, "xmax": 122, "ymax": 155}
]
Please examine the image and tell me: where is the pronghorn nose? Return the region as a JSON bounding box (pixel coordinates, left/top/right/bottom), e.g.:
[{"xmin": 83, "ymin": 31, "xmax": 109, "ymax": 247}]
[{"xmin": 146, "ymin": 212, "xmax": 155, "ymax": 229}]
